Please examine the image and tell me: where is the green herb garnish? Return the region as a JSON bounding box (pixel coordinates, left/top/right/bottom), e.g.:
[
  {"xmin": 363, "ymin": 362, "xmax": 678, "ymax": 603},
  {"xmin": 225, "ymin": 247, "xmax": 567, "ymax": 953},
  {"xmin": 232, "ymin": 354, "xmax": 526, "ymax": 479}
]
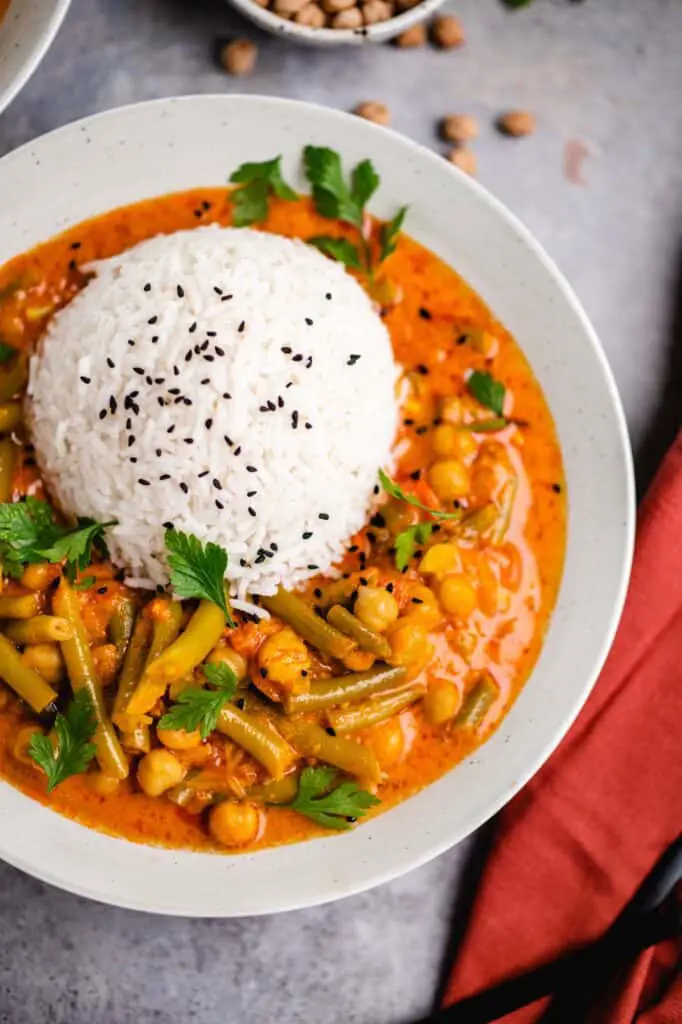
[
  {"xmin": 285, "ymin": 765, "xmax": 380, "ymax": 831},
  {"xmin": 394, "ymin": 522, "xmax": 433, "ymax": 572},
  {"xmin": 229, "ymin": 157, "xmax": 298, "ymax": 227},
  {"xmin": 0, "ymin": 341, "xmax": 16, "ymax": 365},
  {"xmin": 158, "ymin": 662, "xmax": 238, "ymax": 739},
  {"xmin": 0, "ymin": 498, "xmax": 114, "ymax": 579},
  {"xmin": 164, "ymin": 528, "xmax": 233, "ymax": 624},
  {"xmin": 467, "ymin": 371, "xmax": 506, "ymax": 417},
  {"xmin": 28, "ymin": 690, "xmax": 97, "ymax": 791},
  {"xmin": 303, "ymin": 146, "xmax": 406, "ymax": 283},
  {"xmin": 378, "ymin": 469, "xmax": 463, "ymax": 522}
]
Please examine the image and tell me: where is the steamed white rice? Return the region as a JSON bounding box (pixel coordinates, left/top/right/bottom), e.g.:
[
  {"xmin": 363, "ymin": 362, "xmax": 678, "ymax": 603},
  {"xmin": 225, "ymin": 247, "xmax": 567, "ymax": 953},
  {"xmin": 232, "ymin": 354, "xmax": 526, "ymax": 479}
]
[{"xmin": 28, "ymin": 226, "xmax": 398, "ymax": 598}]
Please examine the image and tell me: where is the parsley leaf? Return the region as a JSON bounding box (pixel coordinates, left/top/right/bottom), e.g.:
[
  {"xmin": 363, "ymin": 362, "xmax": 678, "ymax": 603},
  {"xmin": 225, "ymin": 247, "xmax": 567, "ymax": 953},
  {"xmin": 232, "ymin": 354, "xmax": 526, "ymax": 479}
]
[
  {"xmin": 308, "ymin": 236, "xmax": 362, "ymax": 270},
  {"xmin": 286, "ymin": 765, "xmax": 380, "ymax": 831},
  {"xmin": 229, "ymin": 156, "xmax": 298, "ymax": 227},
  {"xmin": 37, "ymin": 517, "xmax": 115, "ymax": 571},
  {"xmin": 467, "ymin": 371, "xmax": 506, "ymax": 417},
  {"xmin": 378, "ymin": 469, "xmax": 463, "ymax": 521},
  {"xmin": 394, "ymin": 522, "xmax": 433, "ymax": 572},
  {"xmin": 0, "ymin": 341, "xmax": 16, "ymax": 365},
  {"xmin": 351, "ymin": 159, "xmax": 380, "ymax": 212},
  {"xmin": 164, "ymin": 528, "xmax": 233, "ymax": 624},
  {"xmin": 28, "ymin": 690, "xmax": 97, "ymax": 791},
  {"xmin": 0, "ymin": 498, "xmax": 115, "ymax": 578},
  {"xmin": 158, "ymin": 661, "xmax": 238, "ymax": 739},
  {"xmin": 303, "ymin": 146, "xmax": 365, "ymax": 228},
  {"xmin": 378, "ymin": 206, "xmax": 408, "ymax": 263}
]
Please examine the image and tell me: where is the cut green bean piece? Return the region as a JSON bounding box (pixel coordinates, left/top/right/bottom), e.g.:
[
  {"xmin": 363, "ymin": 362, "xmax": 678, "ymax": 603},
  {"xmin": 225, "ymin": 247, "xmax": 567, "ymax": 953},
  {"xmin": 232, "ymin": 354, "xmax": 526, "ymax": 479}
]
[
  {"xmin": 327, "ymin": 683, "xmax": 424, "ymax": 734},
  {"xmin": 455, "ymin": 673, "xmax": 499, "ymax": 730},
  {"xmin": 108, "ymin": 597, "xmax": 136, "ymax": 670},
  {"xmin": 0, "ymin": 355, "xmax": 28, "ymax": 403},
  {"xmin": 327, "ymin": 605, "xmax": 391, "ymax": 659},
  {"xmin": 0, "ymin": 402, "xmax": 21, "ymax": 435},
  {"xmin": 0, "ymin": 436, "xmax": 15, "ymax": 503},
  {"xmin": 284, "ymin": 664, "xmax": 406, "ymax": 715},
  {"xmin": 261, "ymin": 588, "xmax": 355, "ymax": 661},
  {"xmin": 0, "ymin": 633, "xmax": 58, "ymax": 713},
  {"xmin": 0, "ymin": 593, "xmax": 41, "ymax": 620},
  {"xmin": 249, "ymin": 774, "xmax": 300, "ymax": 805},
  {"xmin": 282, "ymin": 719, "xmax": 380, "ymax": 784},
  {"xmin": 216, "ymin": 705, "xmax": 297, "ymax": 780},
  {"xmin": 5, "ymin": 615, "xmax": 73, "ymax": 645},
  {"xmin": 113, "ymin": 615, "xmax": 151, "ymax": 718}
]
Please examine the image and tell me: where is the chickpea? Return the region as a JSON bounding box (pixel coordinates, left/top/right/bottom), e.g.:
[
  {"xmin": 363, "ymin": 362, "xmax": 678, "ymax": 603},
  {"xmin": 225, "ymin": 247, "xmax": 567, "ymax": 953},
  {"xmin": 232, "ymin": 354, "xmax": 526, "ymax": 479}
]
[
  {"xmin": 13, "ymin": 724, "xmax": 45, "ymax": 766},
  {"xmin": 20, "ymin": 563, "xmax": 55, "ymax": 592},
  {"xmin": 439, "ymin": 395, "xmax": 464, "ymax": 425},
  {"xmin": 432, "ymin": 424, "xmax": 477, "ymax": 460},
  {"xmin": 219, "ymin": 40, "xmax": 258, "ymax": 76},
  {"xmin": 87, "ymin": 771, "xmax": 121, "ymax": 797},
  {"xmin": 354, "ymin": 585, "xmax": 399, "ymax": 633},
  {"xmin": 206, "ymin": 643, "xmax": 247, "ymax": 681},
  {"xmin": 388, "ymin": 619, "xmax": 433, "ymax": 680},
  {"xmin": 448, "ymin": 148, "xmax": 477, "ymax": 177},
  {"xmin": 342, "ymin": 648, "xmax": 376, "ymax": 672},
  {"xmin": 322, "ymin": 0, "xmax": 355, "ymax": 12},
  {"xmin": 157, "ymin": 726, "xmax": 203, "ymax": 751},
  {"xmin": 365, "ymin": 718, "xmax": 404, "ymax": 768},
  {"xmin": 439, "ymin": 573, "xmax": 477, "ymax": 618},
  {"xmin": 296, "ymin": 3, "xmax": 326, "ymax": 25},
  {"xmin": 428, "ymin": 459, "xmax": 471, "ymax": 504},
  {"xmin": 137, "ymin": 749, "xmax": 185, "ymax": 797},
  {"xmin": 353, "ymin": 101, "xmax": 391, "ymax": 126},
  {"xmin": 424, "ymin": 678, "xmax": 461, "ymax": 725},
  {"xmin": 332, "ymin": 7, "xmax": 362, "ymax": 27},
  {"xmin": 441, "ymin": 114, "xmax": 478, "ymax": 145},
  {"xmin": 362, "ymin": 0, "xmax": 393, "ymax": 24},
  {"xmin": 274, "ymin": 0, "xmax": 308, "ymax": 13},
  {"xmin": 258, "ymin": 627, "xmax": 310, "ymax": 692},
  {"xmin": 395, "ymin": 23, "xmax": 426, "ymax": 47},
  {"xmin": 419, "ymin": 542, "xmax": 460, "ymax": 580},
  {"xmin": 431, "ymin": 14, "xmax": 465, "ymax": 49},
  {"xmin": 21, "ymin": 644, "xmax": 64, "ymax": 685},
  {"xmin": 209, "ymin": 801, "xmax": 260, "ymax": 848},
  {"xmin": 404, "ymin": 584, "xmax": 442, "ymax": 629},
  {"xmin": 497, "ymin": 110, "xmax": 536, "ymax": 137},
  {"xmin": 381, "ymin": 498, "xmax": 419, "ymax": 535}
]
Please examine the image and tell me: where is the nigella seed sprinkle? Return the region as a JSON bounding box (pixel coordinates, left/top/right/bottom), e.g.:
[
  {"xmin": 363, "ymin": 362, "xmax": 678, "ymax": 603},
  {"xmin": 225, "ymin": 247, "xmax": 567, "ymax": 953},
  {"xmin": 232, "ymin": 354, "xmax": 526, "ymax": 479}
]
[
  {"xmin": 138, "ymin": 478, "xmax": 150, "ymax": 486},
  {"xmin": 130, "ymin": 456, "xmax": 138, "ymax": 463},
  {"xmin": 416, "ymin": 364, "xmax": 429, "ymax": 375},
  {"xmin": 224, "ymin": 435, "xmax": 233, "ymax": 446},
  {"xmin": 133, "ymin": 367, "xmax": 144, "ymax": 375},
  {"xmin": 200, "ymin": 340, "xmax": 210, "ymax": 352},
  {"xmin": 168, "ymin": 388, "xmax": 181, "ymax": 396},
  {"xmin": 145, "ymin": 375, "xmax": 153, "ymax": 386},
  {"xmin": 198, "ymin": 470, "xmax": 209, "ymax": 478},
  {"xmin": 189, "ymin": 322, "xmax": 197, "ymax": 334},
  {"xmin": 305, "ymin": 318, "xmax": 313, "ymax": 326},
  {"xmin": 70, "ymin": 241, "xmax": 82, "ymax": 250},
  {"xmin": 213, "ymin": 479, "xmax": 222, "ymax": 490},
  {"xmin": 144, "ymin": 283, "xmax": 151, "ymax": 292},
  {"xmin": 215, "ymin": 346, "xmax": 225, "ymax": 357},
  {"xmin": 207, "ymin": 331, "xmax": 217, "ymax": 338},
  {"xmin": 416, "ymin": 425, "xmax": 428, "ymax": 436},
  {"xmin": 185, "ymin": 351, "xmax": 193, "ymax": 362},
  {"xmin": 277, "ymin": 396, "xmax": 284, "ymax": 408},
  {"xmin": 347, "ymin": 354, "xmax": 361, "ymax": 366},
  {"xmin": 410, "ymin": 469, "xmax": 421, "ymax": 480},
  {"xmin": 325, "ymin": 292, "xmax": 332, "ymax": 300},
  {"xmin": 99, "ymin": 409, "xmax": 107, "ymax": 420},
  {"xmin": 213, "ymin": 286, "xmax": 223, "ymax": 295},
  {"xmin": 162, "ymin": 522, "xmax": 173, "ymax": 530},
  {"xmin": 246, "ymin": 465, "xmax": 257, "ymax": 473},
  {"xmin": 203, "ymin": 355, "xmax": 215, "ymax": 362},
  {"xmin": 247, "ymin": 490, "xmax": 257, "ymax": 497},
  {"xmin": 238, "ymin": 321, "xmax": 245, "ymax": 333},
  {"xmin": 267, "ymin": 400, "xmax": 276, "ymax": 411},
  {"xmin": 106, "ymin": 358, "xmax": 115, "ymax": 369},
  {"xmin": 223, "ymin": 392, "xmax": 231, "ymax": 400},
  {"xmin": 194, "ymin": 345, "xmax": 201, "ymax": 356},
  {"xmin": 205, "ymin": 418, "xmax": 213, "ymax": 430},
  {"xmin": 155, "ymin": 448, "xmax": 162, "ymax": 457},
  {"xmin": 419, "ymin": 307, "xmax": 432, "ymax": 320},
  {"xmin": 259, "ymin": 406, "xmax": 267, "ymax": 413},
  {"xmin": 302, "ymin": 532, "xmax": 312, "ymax": 540},
  {"xmin": 155, "ymin": 377, "xmax": 164, "ymax": 385},
  {"xmin": 177, "ymin": 284, "xmax": 185, "ymax": 298},
  {"xmin": 285, "ymin": 382, "xmax": 293, "ymax": 389},
  {"xmin": 318, "ymin": 513, "xmax": 330, "ymax": 520},
  {"xmin": 180, "ymin": 482, "xmax": 189, "ymax": 494},
  {"xmin": 201, "ymin": 378, "xmax": 210, "ymax": 385},
  {"xmin": 125, "ymin": 418, "xmax": 132, "ymax": 430},
  {"xmin": 173, "ymin": 365, "xmax": 180, "ymax": 376},
  {"xmin": 234, "ymin": 446, "xmax": 242, "ymax": 456},
  {"xmin": 127, "ymin": 436, "xmax": 135, "ymax": 448},
  {"xmin": 109, "ymin": 396, "xmax": 117, "ymax": 414},
  {"xmin": 148, "ymin": 316, "xmax": 158, "ymax": 325},
  {"xmin": 215, "ymin": 500, "xmax": 224, "ymax": 510},
  {"xmin": 306, "ymin": 356, "xmax": 313, "ymax": 369},
  {"xmin": 160, "ymin": 474, "xmax": 171, "ymax": 482},
  {"xmin": 248, "ymin": 506, "xmax": 256, "ymax": 517},
  {"xmin": 128, "ymin": 339, "xmax": 135, "ymax": 347},
  {"xmin": 291, "ymin": 411, "xmax": 299, "ymax": 429},
  {"xmin": 221, "ymin": 294, "xmax": 233, "ymax": 302},
  {"xmin": 184, "ymin": 438, "xmax": 194, "ymax": 445},
  {"xmin": 305, "ymin": 422, "xmax": 312, "ymax": 430},
  {"xmin": 281, "ymin": 346, "xmax": 292, "ymax": 354},
  {"xmin": 292, "ymin": 354, "xmax": 303, "ymax": 362},
  {"xmin": 80, "ymin": 375, "xmax": 91, "ymax": 384},
  {"xmin": 167, "ymin": 425, "xmax": 176, "ymax": 434}
]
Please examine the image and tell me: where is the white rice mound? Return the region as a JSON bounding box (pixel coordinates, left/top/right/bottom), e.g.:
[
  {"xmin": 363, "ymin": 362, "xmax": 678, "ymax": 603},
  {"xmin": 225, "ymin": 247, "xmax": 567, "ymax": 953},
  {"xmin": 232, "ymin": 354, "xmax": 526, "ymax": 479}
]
[{"xmin": 28, "ymin": 226, "xmax": 398, "ymax": 598}]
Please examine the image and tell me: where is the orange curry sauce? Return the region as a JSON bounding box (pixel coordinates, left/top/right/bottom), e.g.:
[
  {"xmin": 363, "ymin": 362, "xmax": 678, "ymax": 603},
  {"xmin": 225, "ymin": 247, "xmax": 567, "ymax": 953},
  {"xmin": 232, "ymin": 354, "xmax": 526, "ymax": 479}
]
[
  {"xmin": 0, "ymin": 1, "xmax": 10, "ymax": 24},
  {"xmin": 0, "ymin": 189, "xmax": 566, "ymax": 851}
]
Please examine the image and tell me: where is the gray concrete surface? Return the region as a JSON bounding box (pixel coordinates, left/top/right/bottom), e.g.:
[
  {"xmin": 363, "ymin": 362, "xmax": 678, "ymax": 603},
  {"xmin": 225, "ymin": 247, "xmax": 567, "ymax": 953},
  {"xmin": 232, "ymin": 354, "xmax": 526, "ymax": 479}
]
[{"xmin": 0, "ymin": 0, "xmax": 680, "ymax": 1021}]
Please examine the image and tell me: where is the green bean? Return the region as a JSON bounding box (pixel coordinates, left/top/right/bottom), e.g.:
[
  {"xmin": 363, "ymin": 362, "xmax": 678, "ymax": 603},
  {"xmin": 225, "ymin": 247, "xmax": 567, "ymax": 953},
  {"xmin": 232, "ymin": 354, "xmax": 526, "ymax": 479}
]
[
  {"xmin": 281, "ymin": 719, "xmax": 380, "ymax": 784},
  {"xmin": 261, "ymin": 587, "xmax": 355, "ymax": 661},
  {"xmin": 216, "ymin": 705, "xmax": 297, "ymax": 780},
  {"xmin": 327, "ymin": 684, "xmax": 425, "ymax": 735},
  {"xmin": 0, "ymin": 402, "xmax": 21, "ymax": 435},
  {"xmin": 0, "ymin": 593, "xmax": 41, "ymax": 619},
  {"xmin": 327, "ymin": 605, "xmax": 391, "ymax": 659},
  {"xmin": 144, "ymin": 598, "xmax": 183, "ymax": 669},
  {"xmin": 248, "ymin": 774, "xmax": 299, "ymax": 805},
  {"xmin": 52, "ymin": 578, "xmax": 129, "ymax": 779},
  {"xmin": 113, "ymin": 615, "xmax": 151, "ymax": 717},
  {"xmin": 4, "ymin": 615, "xmax": 73, "ymax": 644},
  {"xmin": 455, "ymin": 673, "xmax": 499, "ymax": 730},
  {"xmin": 0, "ymin": 355, "xmax": 27, "ymax": 403},
  {"xmin": 126, "ymin": 600, "xmax": 225, "ymax": 715},
  {"xmin": 492, "ymin": 478, "xmax": 518, "ymax": 544},
  {"xmin": 0, "ymin": 437, "xmax": 15, "ymax": 502},
  {"xmin": 0, "ymin": 633, "xmax": 58, "ymax": 713},
  {"xmin": 284, "ymin": 664, "xmax": 407, "ymax": 715},
  {"xmin": 108, "ymin": 597, "xmax": 136, "ymax": 669},
  {"xmin": 453, "ymin": 504, "xmax": 499, "ymax": 538}
]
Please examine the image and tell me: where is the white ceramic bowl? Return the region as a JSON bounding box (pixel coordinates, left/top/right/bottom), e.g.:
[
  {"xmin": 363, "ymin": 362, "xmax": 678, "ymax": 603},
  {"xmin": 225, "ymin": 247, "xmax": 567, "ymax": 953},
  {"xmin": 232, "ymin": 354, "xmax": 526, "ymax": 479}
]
[
  {"xmin": 0, "ymin": 96, "xmax": 634, "ymax": 916},
  {"xmin": 225, "ymin": 0, "xmax": 444, "ymax": 46},
  {"xmin": 0, "ymin": 0, "xmax": 71, "ymax": 116}
]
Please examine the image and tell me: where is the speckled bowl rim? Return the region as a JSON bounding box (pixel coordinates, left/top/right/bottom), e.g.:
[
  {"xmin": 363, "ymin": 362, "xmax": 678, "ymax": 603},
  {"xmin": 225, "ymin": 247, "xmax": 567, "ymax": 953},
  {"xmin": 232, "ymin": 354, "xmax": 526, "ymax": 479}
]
[
  {"xmin": 0, "ymin": 0, "xmax": 72, "ymax": 116},
  {"xmin": 0, "ymin": 95, "xmax": 635, "ymax": 916},
  {"xmin": 224, "ymin": 0, "xmax": 445, "ymax": 45}
]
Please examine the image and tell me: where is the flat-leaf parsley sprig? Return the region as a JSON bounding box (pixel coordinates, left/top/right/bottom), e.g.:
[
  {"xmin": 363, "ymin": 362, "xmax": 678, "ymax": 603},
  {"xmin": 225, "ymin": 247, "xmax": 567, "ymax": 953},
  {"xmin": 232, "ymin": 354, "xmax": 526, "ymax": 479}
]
[
  {"xmin": 28, "ymin": 690, "xmax": 97, "ymax": 791},
  {"xmin": 0, "ymin": 496, "xmax": 114, "ymax": 579},
  {"xmin": 303, "ymin": 146, "xmax": 408, "ymax": 285},
  {"xmin": 285, "ymin": 765, "xmax": 380, "ymax": 831},
  {"xmin": 378, "ymin": 469, "xmax": 464, "ymax": 572},
  {"xmin": 158, "ymin": 662, "xmax": 238, "ymax": 739},
  {"xmin": 229, "ymin": 157, "xmax": 298, "ymax": 227},
  {"xmin": 164, "ymin": 528, "xmax": 234, "ymax": 625}
]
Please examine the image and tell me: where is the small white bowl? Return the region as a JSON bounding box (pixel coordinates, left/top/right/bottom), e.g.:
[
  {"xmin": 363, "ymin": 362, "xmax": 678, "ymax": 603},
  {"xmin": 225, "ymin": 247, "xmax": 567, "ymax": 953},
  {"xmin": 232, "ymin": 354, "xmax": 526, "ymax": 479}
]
[
  {"xmin": 0, "ymin": 0, "xmax": 71, "ymax": 116},
  {"xmin": 225, "ymin": 0, "xmax": 445, "ymax": 46},
  {"xmin": 0, "ymin": 96, "xmax": 634, "ymax": 916}
]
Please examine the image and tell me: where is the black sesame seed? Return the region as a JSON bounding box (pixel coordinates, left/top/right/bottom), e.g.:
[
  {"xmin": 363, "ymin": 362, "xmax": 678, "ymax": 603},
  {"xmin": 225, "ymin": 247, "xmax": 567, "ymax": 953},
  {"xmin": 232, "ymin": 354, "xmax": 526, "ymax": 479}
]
[
  {"xmin": 239, "ymin": 558, "xmax": 248, "ymax": 568},
  {"xmin": 456, "ymin": 334, "xmax": 468, "ymax": 346},
  {"xmin": 277, "ymin": 396, "xmax": 284, "ymax": 408},
  {"xmin": 133, "ymin": 367, "xmax": 144, "ymax": 375},
  {"xmin": 326, "ymin": 727, "xmax": 337, "ymax": 737},
  {"xmin": 212, "ymin": 478, "xmax": 222, "ymax": 490},
  {"xmin": 151, "ymin": 336, "xmax": 159, "ymax": 344},
  {"xmin": 129, "ymin": 456, "xmax": 138, "ymax": 464},
  {"xmin": 176, "ymin": 284, "xmax": 185, "ymax": 298},
  {"xmin": 154, "ymin": 377, "xmax": 164, "ymax": 385},
  {"xmin": 235, "ymin": 698, "xmax": 246, "ymax": 710},
  {"xmin": 281, "ymin": 346, "xmax": 292, "ymax": 355},
  {"xmin": 203, "ymin": 355, "xmax": 215, "ymax": 363},
  {"xmin": 246, "ymin": 465, "xmax": 257, "ymax": 473},
  {"xmin": 552, "ymin": 482, "xmax": 562, "ymax": 494},
  {"xmin": 410, "ymin": 469, "xmax": 421, "ymax": 480},
  {"xmin": 285, "ymin": 382, "xmax": 293, "ymax": 389},
  {"xmin": 70, "ymin": 241, "xmax": 82, "ymax": 250},
  {"xmin": 307, "ymin": 564, "xmax": 319, "ymax": 571},
  {"xmin": 106, "ymin": 357, "xmax": 115, "ymax": 370},
  {"xmin": 373, "ymin": 484, "xmax": 380, "ymax": 495},
  {"xmin": 99, "ymin": 409, "xmax": 107, "ymax": 420},
  {"xmin": 168, "ymin": 388, "xmax": 181, "ymax": 396},
  {"xmin": 138, "ymin": 478, "xmax": 150, "ymax": 486},
  {"xmin": 347, "ymin": 354, "xmax": 361, "ymax": 366},
  {"xmin": 125, "ymin": 417, "xmax": 132, "ymax": 430},
  {"xmin": 248, "ymin": 506, "xmax": 256, "ymax": 517},
  {"xmin": 97, "ymin": 586, "xmax": 108, "ymax": 596},
  {"xmin": 173, "ymin": 365, "xmax": 180, "ymax": 376},
  {"xmin": 193, "ymin": 209, "xmax": 202, "ymax": 218},
  {"xmin": 238, "ymin": 321, "xmax": 245, "ymax": 333},
  {"xmin": 145, "ymin": 376, "xmax": 153, "ymax": 386},
  {"xmin": 416, "ymin": 364, "xmax": 429, "ymax": 375},
  {"xmin": 247, "ymin": 490, "xmax": 257, "ymax": 497},
  {"xmin": 302, "ymin": 531, "xmax": 313, "ymax": 540},
  {"xmin": 305, "ymin": 317, "xmax": 313, "ymax": 326},
  {"xmin": 80, "ymin": 375, "xmax": 91, "ymax": 384},
  {"xmin": 348, "ymin": 544, "xmax": 359, "ymax": 553},
  {"xmin": 304, "ymin": 422, "xmax": 312, "ymax": 430},
  {"xmin": 184, "ymin": 438, "xmax": 194, "ymax": 445},
  {"xmin": 194, "ymin": 345, "xmax": 201, "ymax": 356},
  {"xmin": 162, "ymin": 521, "xmax": 174, "ymax": 529},
  {"xmin": 155, "ymin": 448, "xmax": 162, "ymax": 457},
  {"xmin": 325, "ymin": 293, "xmax": 332, "ymax": 300},
  {"xmin": 370, "ymin": 513, "xmax": 386, "ymax": 528},
  {"xmin": 160, "ymin": 474, "xmax": 171, "ymax": 482},
  {"xmin": 180, "ymin": 482, "xmax": 189, "ymax": 494},
  {"xmin": 404, "ymin": 418, "xmax": 415, "ymax": 426},
  {"xmin": 200, "ymin": 340, "xmax": 210, "ymax": 352},
  {"xmin": 318, "ymin": 513, "xmax": 330, "ymax": 521},
  {"xmin": 167, "ymin": 425, "xmax": 176, "ymax": 434},
  {"xmin": 291, "ymin": 411, "xmax": 299, "ymax": 429},
  {"xmin": 223, "ymin": 392, "xmax": 231, "ymax": 400},
  {"xmin": 416, "ymin": 425, "xmax": 428, "ymax": 436},
  {"xmin": 359, "ymin": 576, "xmax": 368, "ymax": 586},
  {"xmin": 189, "ymin": 322, "xmax": 197, "ymax": 334},
  {"xmin": 215, "ymin": 500, "xmax": 224, "ymax": 510},
  {"xmin": 386, "ymin": 582, "xmax": 394, "ymax": 593},
  {"xmin": 221, "ymin": 294, "xmax": 233, "ymax": 302},
  {"xmin": 432, "ymin": 524, "xmax": 441, "ymax": 533},
  {"xmin": 419, "ymin": 307, "xmax": 432, "ymax": 320},
  {"xmin": 127, "ymin": 436, "xmax": 135, "ymax": 448},
  {"xmin": 411, "ymin": 597, "xmax": 424, "ymax": 605},
  {"xmin": 306, "ymin": 356, "xmax": 313, "ymax": 369},
  {"xmin": 202, "ymin": 200, "xmax": 212, "ymax": 211},
  {"xmin": 148, "ymin": 316, "xmax": 158, "ymax": 325},
  {"xmin": 267, "ymin": 400, "xmax": 276, "ymax": 411},
  {"xmin": 144, "ymin": 283, "xmax": 151, "ymax": 292},
  {"xmin": 213, "ymin": 286, "xmax": 223, "ymax": 296},
  {"xmin": 203, "ymin": 418, "xmax": 213, "ymax": 431},
  {"xmin": 346, "ymin": 816, "xmax": 358, "ymax": 824},
  {"xmin": 215, "ymin": 346, "xmax": 225, "ymax": 357},
  {"xmin": 234, "ymin": 446, "xmax": 242, "ymax": 456},
  {"xmin": 259, "ymin": 668, "xmax": 268, "ymax": 679},
  {"xmin": 292, "ymin": 354, "xmax": 303, "ymax": 362},
  {"xmin": 270, "ymin": 542, "xmax": 278, "ymax": 551}
]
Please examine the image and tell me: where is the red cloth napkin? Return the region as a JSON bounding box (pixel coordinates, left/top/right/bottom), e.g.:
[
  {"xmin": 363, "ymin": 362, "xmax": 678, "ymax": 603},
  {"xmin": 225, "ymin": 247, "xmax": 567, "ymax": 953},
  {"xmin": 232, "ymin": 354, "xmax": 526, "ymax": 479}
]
[{"xmin": 443, "ymin": 433, "xmax": 682, "ymax": 1022}]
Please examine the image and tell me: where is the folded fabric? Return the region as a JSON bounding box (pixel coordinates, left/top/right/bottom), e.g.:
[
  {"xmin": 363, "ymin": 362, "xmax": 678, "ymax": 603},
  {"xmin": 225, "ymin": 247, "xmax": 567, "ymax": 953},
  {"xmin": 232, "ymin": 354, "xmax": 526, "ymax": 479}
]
[{"xmin": 443, "ymin": 433, "xmax": 682, "ymax": 1022}]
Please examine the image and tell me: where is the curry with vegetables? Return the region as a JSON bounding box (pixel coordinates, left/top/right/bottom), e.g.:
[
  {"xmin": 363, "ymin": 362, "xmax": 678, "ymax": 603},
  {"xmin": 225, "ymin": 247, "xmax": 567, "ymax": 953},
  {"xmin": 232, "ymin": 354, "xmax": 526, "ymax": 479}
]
[{"xmin": 0, "ymin": 148, "xmax": 565, "ymax": 852}]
